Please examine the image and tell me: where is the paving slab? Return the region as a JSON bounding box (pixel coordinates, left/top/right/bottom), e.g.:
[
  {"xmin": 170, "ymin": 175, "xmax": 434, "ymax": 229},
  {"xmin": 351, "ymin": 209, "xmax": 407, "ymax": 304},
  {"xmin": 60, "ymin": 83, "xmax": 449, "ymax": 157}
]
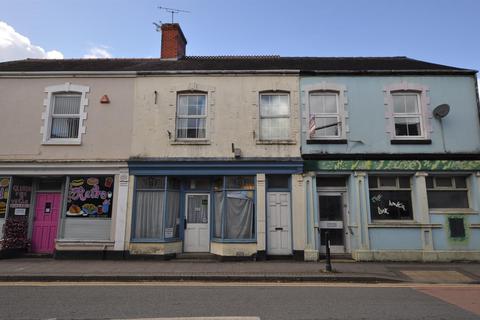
[{"xmin": 0, "ymin": 258, "xmax": 478, "ymax": 284}]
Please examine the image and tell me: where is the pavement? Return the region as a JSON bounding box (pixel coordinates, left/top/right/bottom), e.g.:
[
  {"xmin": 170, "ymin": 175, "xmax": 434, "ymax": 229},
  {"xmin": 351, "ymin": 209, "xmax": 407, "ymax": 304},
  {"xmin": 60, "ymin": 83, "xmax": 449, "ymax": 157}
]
[{"xmin": 0, "ymin": 258, "xmax": 479, "ymax": 284}]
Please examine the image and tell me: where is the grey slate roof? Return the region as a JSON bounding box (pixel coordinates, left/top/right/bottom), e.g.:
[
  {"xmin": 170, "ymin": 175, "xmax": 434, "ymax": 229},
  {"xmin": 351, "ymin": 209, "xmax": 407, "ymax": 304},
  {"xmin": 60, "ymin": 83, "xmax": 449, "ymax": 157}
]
[{"xmin": 0, "ymin": 56, "xmax": 475, "ymax": 74}]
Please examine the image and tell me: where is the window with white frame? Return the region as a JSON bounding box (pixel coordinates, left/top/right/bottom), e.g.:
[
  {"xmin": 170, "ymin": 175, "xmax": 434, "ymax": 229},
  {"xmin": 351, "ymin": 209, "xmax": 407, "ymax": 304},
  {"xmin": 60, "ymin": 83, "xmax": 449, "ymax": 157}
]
[
  {"xmin": 392, "ymin": 91, "xmax": 423, "ymax": 138},
  {"xmin": 42, "ymin": 83, "xmax": 89, "ymax": 144},
  {"xmin": 50, "ymin": 94, "xmax": 82, "ymax": 139},
  {"xmin": 176, "ymin": 93, "xmax": 207, "ymax": 139},
  {"xmin": 369, "ymin": 175, "xmax": 413, "ymax": 220},
  {"xmin": 426, "ymin": 176, "xmax": 469, "ymax": 209},
  {"xmin": 309, "ymin": 91, "xmax": 342, "ymax": 138},
  {"xmin": 259, "ymin": 93, "xmax": 290, "ymax": 140}
]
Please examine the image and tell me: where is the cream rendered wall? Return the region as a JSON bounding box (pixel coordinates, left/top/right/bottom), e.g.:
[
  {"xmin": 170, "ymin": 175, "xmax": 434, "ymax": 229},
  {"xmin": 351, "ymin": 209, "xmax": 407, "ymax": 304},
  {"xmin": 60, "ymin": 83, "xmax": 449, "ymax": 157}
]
[
  {"xmin": 0, "ymin": 77, "xmax": 134, "ymax": 161},
  {"xmin": 291, "ymin": 174, "xmax": 306, "ymax": 252},
  {"xmin": 132, "ymin": 75, "xmax": 300, "ymax": 159}
]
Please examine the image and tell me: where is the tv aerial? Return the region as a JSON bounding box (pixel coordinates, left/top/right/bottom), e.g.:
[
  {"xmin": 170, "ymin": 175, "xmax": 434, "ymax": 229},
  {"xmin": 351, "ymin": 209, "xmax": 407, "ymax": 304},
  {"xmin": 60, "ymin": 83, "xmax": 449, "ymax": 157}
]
[{"xmin": 158, "ymin": 6, "xmax": 190, "ymax": 23}]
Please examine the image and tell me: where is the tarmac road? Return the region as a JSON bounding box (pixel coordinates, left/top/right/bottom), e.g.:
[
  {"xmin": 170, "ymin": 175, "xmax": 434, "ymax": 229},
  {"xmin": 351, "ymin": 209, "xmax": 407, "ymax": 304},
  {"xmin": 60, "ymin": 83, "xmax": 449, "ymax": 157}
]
[{"xmin": 0, "ymin": 282, "xmax": 478, "ymax": 320}]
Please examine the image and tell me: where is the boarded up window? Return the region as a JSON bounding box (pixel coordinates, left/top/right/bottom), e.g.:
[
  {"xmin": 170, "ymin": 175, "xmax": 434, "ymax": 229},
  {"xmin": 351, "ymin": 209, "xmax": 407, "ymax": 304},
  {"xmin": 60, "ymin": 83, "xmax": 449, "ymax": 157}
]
[{"xmin": 448, "ymin": 217, "xmax": 466, "ymax": 239}]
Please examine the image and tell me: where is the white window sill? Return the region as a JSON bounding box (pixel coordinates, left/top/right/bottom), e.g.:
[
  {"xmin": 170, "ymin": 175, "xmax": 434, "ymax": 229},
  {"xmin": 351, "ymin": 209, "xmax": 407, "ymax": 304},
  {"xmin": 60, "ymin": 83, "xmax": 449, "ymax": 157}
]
[
  {"xmin": 42, "ymin": 139, "xmax": 82, "ymax": 146},
  {"xmin": 429, "ymin": 208, "xmax": 478, "ymax": 215},
  {"xmin": 368, "ymin": 222, "xmax": 443, "ymax": 228},
  {"xmin": 170, "ymin": 140, "xmax": 211, "ymax": 145},
  {"xmin": 256, "ymin": 139, "xmax": 296, "ymax": 145}
]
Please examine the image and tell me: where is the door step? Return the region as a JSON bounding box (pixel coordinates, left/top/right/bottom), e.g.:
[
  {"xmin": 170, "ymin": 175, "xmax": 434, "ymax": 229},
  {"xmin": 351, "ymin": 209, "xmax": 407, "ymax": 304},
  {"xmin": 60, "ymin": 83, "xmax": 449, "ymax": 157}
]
[
  {"xmin": 24, "ymin": 253, "xmax": 53, "ymax": 258},
  {"xmin": 176, "ymin": 253, "xmax": 218, "ymax": 261},
  {"xmin": 319, "ymin": 253, "xmax": 353, "ymax": 260}
]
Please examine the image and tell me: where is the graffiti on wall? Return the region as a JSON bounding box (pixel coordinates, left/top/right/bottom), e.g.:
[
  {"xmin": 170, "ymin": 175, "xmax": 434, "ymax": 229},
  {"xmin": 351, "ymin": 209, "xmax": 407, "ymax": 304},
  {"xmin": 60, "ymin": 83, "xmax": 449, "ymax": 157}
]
[{"xmin": 306, "ymin": 160, "xmax": 480, "ymax": 171}]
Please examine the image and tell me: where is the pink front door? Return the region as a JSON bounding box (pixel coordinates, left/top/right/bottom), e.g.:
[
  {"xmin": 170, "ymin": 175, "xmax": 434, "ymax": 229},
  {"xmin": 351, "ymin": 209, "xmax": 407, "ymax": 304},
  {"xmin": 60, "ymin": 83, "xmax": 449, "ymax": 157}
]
[{"xmin": 31, "ymin": 192, "xmax": 61, "ymax": 253}]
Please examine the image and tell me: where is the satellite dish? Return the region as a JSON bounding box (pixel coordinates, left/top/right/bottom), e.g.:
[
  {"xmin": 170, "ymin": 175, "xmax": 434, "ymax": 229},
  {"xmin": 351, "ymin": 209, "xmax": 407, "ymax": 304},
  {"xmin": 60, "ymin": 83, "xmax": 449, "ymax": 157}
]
[{"xmin": 433, "ymin": 104, "xmax": 450, "ymax": 119}]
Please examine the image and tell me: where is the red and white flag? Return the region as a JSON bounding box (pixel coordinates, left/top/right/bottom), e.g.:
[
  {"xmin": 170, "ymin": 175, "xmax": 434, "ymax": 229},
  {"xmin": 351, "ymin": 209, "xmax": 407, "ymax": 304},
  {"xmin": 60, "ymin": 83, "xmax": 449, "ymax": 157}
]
[{"xmin": 309, "ymin": 115, "xmax": 316, "ymax": 138}]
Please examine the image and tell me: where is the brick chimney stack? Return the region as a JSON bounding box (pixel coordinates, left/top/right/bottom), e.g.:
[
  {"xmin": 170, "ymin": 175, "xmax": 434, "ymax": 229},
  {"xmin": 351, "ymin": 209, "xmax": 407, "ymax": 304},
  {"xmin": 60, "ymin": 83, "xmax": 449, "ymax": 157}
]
[{"xmin": 161, "ymin": 23, "xmax": 187, "ymax": 59}]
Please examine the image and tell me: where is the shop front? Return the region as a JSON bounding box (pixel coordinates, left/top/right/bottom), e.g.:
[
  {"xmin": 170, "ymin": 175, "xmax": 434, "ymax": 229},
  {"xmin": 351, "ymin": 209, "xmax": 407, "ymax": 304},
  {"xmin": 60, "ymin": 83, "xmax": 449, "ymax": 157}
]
[
  {"xmin": 0, "ymin": 163, "xmax": 129, "ymax": 258},
  {"xmin": 304, "ymin": 160, "xmax": 480, "ymax": 262},
  {"xmin": 127, "ymin": 160, "xmax": 304, "ymax": 259}
]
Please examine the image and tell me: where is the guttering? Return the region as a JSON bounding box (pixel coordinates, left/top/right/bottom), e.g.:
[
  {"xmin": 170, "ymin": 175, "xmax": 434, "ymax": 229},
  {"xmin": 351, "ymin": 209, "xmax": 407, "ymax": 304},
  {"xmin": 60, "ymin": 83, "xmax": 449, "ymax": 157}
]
[
  {"xmin": 136, "ymin": 69, "xmax": 300, "ymax": 75},
  {"xmin": 300, "ymin": 69, "xmax": 478, "ymax": 76},
  {"xmin": 0, "ymin": 71, "xmax": 138, "ymax": 77},
  {"xmin": 0, "ymin": 69, "xmax": 476, "ymax": 77}
]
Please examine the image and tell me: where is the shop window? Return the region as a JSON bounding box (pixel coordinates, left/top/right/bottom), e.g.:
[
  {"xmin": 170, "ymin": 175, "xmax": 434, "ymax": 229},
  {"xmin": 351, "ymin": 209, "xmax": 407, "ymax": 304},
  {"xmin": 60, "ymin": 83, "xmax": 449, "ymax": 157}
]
[
  {"xmin": 259, "ymin": 93, "xmax": 290, "ymax": 140},
  {"xmin": 66, "ymin": 176, "xmax": 114, "ymax": 218},
  {"xmin": 0, "ymin": 177, "xmax": 11, "ymax": 219},
  {"xmin": 317, "ymin": 177, "xmax": 346, "ymax": 188},
  {"xmin": 214, "ymin": 176, "xmax": 255, "ymax": 240},
  {"xmin": 185, "ymin": 178, "xmax": 211, "ymax": 190},
  {"xmin": 369, "ymin": 176, "xmax": 413, "ymax": 220},
  {"xmin": 38, "ymin": 179, "xmax": 63, "ymax": 191},
  {"xmin": 175, "ymin": 93, "xmax": 207, "ymax": 139},
  {"xmin": 426, "ymin": 176, "xmax": 469, "ymax": 209},
  {"xmin": 133, "ymin": 176, "xmax": 180, "ymax": 241},
  {"xmin": 42, "ymin": 83, "xmax": 89, "ymax": 145},
  {"xmin": 267, "ymin": 175, "xmax": 289, "ymax": 190}
]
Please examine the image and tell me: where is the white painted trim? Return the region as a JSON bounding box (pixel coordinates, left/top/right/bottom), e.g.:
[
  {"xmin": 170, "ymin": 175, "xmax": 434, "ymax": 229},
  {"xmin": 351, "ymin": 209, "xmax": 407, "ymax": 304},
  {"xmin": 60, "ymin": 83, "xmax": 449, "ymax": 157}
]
[
  {"xmin": 41, "ymin": 82, "xmax": 90, "ymax": 145},
  {"xmin": 383, "ymin": 82, "xmax": 431, "ymax": 140},
  {"xmin": 0, "ymin": 161, "xmax": 128, "ymax": 176},
  {"xmin": 114, "ymin": 168, "xmax": 129, "ymax": 250},
  {"xmin": 169, "ymin": 82, "xmax": 216, "ymax": 143},
  {"xmin": 257, "ymin": 91, "xmax": 292, "ymax": 141},
  {"xmin": 302, "ymin": 82, "xmax": 348, "ymax": 140}
]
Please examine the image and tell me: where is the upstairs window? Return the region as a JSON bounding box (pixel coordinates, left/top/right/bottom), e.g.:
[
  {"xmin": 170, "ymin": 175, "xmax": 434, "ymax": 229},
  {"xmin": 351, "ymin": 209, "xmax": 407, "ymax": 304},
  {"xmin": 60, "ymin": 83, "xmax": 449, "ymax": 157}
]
[
  {"xmin": 309, "ymin": 92, "xmax": 340, "ymax": 137},
  {"xmin": 426, "ymin": 176, "xmax": 469, "ymax": 209},
  {"xmin": 42, "ymin": 83, "xmax": 89, "ymax": 145},
  {"xmin": 392, "ymin": 92, "xmax": 423, "ymax": 137},
  {"xmin": 50, "ymin": 94, "xmax": 81, "ymax": 139},
  {"xmin": 259, "ymin": 93, "xmax": 290, "ymax": 140},
  {"xmin": 176, "ymin": 93, "xmax": 207, "ymax": 139}
]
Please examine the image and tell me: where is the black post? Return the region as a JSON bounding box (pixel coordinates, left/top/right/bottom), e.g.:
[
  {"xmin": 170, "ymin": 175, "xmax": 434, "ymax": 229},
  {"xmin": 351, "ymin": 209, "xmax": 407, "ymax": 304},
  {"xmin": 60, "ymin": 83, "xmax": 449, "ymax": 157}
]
[{"xmin": 325, "ymin": 231, "xmax": 332, "ymax": 272}]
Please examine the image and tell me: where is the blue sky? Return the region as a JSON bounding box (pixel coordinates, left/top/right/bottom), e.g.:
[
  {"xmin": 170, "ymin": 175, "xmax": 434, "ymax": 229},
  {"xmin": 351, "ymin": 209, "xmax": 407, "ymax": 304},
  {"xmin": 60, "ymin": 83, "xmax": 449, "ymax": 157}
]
[{"xmin": 0, "ymin": 0, "xmax": 479, "ymax": 72}]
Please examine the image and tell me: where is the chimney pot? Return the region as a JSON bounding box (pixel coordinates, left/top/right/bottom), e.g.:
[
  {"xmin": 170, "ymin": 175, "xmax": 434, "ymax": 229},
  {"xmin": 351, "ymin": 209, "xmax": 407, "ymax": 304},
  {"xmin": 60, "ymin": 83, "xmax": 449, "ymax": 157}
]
[{"xmin": 161, "ymin": 23, "xmax": 187, "ymax": 59}]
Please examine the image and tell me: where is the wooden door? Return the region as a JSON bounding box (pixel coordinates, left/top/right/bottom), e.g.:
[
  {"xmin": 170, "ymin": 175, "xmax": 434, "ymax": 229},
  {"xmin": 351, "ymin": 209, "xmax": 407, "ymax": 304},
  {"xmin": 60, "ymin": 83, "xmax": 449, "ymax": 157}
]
[{"xmin": 31, "ymin": 192, "xmax": 61, "ymax": 253}]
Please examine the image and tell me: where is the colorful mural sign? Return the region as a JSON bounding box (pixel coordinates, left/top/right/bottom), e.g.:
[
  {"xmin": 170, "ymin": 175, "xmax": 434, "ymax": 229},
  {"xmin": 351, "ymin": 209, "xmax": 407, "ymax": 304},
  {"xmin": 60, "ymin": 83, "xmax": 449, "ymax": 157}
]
[
  {"xmin": 0, "ymin": 177, "xmax": 10, "ymax": 218},
  {"xmin": 305, "ymin": 160, "xmax": 480, "ymax": 171},
  {"xmin": 66, "ymin": 176, "xmax": 114, "ymax": 218}
]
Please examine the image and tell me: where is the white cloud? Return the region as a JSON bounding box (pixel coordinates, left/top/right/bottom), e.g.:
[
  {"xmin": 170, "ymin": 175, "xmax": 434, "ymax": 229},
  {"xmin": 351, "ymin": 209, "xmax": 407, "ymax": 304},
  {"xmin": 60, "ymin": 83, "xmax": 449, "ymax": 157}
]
[
  {"xmin": 83, "ymin": 46, "xmax": 112, "ymax": 59},
  {"xmin": 0, "ymin": 21, "xmax": 64, "ymax": 62}
]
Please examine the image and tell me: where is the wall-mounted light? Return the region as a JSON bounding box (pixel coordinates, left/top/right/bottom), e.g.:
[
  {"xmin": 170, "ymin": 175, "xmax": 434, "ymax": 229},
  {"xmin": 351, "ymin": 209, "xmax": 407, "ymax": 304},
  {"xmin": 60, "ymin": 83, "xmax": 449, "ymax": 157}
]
[{"xmin": 100, "ymin": 95, "xmax": 110, "ymax": 104}]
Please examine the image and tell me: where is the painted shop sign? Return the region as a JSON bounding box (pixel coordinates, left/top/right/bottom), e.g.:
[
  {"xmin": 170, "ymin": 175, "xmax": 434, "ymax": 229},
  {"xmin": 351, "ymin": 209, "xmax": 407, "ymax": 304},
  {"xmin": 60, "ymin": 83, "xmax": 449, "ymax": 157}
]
[
  {"xmin": 66, "ymin": 176, "xmax": 114, "ymax": 218},
  {"xmin": 305, "ymin": 160, "xmax": 480, "ymax": 171},
  {"xmin": 0, "ymin": 177, "xmax": 11, "ymax": 218},
  {"xmin": 8, "ymin": 177, "xmax": 33, "ymax": 216}
]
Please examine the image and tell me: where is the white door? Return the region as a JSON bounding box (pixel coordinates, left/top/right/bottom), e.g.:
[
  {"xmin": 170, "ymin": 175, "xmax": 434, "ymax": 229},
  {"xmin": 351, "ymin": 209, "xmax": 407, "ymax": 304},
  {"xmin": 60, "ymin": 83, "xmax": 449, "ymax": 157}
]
[
  {"xmin": 184, "ymin": 193, "xmax": 210, "ymax": 252},
  {"xmin": 318, "ymin": 192, "xmax": 349, "ymax": 254},
  {"xmin": 267, "ymin": 192, "xmax": 292, "ymax": 255}
]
